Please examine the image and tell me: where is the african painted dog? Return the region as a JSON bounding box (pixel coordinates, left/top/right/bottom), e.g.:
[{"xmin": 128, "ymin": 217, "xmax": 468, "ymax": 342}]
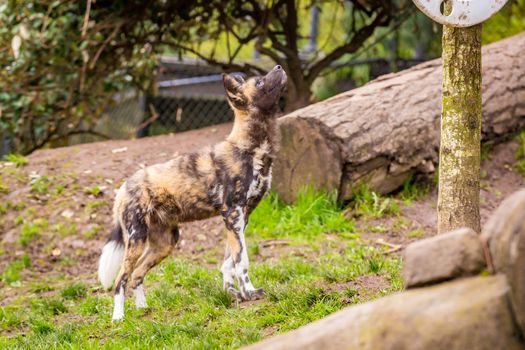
[{"xmin": 98, "ymin": 65, "xmax": 287, "ymax": 321}]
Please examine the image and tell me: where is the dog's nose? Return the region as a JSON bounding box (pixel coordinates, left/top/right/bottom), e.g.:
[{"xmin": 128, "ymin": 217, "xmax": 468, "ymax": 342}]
[{"xmin": 275, "ymin": 65, "xmax": 282, "ymax": 70}]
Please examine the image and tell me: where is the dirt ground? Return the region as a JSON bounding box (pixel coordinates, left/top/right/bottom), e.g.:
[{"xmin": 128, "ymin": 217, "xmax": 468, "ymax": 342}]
[{"xmin": 0, "ymin": 122, "xmax": 523, "ymax": 303}]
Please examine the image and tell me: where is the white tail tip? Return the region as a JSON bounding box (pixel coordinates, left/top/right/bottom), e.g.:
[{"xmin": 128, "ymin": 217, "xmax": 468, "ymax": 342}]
[{"xmin": 98, "ymin": 241, "xmax": 124, "ymax": 290}]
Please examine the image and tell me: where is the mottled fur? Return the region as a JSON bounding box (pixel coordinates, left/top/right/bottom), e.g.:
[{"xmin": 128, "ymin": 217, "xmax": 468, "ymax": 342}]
[{"xmin": 99, "ymin": 66, "xmax": 287, "ymax": 321}]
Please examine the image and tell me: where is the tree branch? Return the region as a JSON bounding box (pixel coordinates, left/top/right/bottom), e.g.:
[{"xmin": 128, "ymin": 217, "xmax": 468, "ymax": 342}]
[{"xmin": 306, "ymin": 9, "xmax": 392, "ymax": 84}]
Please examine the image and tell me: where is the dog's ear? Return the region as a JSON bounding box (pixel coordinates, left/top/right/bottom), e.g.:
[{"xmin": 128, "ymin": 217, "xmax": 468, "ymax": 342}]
[{"xmin": 223, "ymin": 73, "xmax": 247, "ymax": 109}]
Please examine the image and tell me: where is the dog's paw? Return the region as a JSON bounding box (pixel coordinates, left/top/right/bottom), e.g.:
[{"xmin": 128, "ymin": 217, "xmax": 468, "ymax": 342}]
[
  {"xmin": 112, "ymin": 315, "xmax": 124, "ymax": 322},
  {"xmin": 225, "ymin": 284, "xmax": 243, "ymax": 303},
  {"xmin": 243, "ymin": 288, "xmax": 265, "ymax": 301}
]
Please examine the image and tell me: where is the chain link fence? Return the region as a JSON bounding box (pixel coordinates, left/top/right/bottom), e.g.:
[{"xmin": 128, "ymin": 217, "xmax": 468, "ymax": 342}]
[
  {"xmin": 93, "ymin": 59, "xmax": 234, "ymax": 141},
  {"xmin": 70, "ymin": 57, "xmax": 431, "ymax": 146}
]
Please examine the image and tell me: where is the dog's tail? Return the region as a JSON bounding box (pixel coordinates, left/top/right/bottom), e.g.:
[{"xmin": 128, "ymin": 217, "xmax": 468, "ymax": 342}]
[{"xmin": 98, "ymin": 223, "xmax": 125, "ymax": 290}]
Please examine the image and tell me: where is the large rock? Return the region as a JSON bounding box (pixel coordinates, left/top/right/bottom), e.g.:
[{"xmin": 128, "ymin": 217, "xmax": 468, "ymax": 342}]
[
  {"xmin": 483, "ymin": 188, "xmax": 525, "ymax": 335},
  {"xmin": 403, "ymin": 228, "xmax": 486, "ymax": 288},
  {"xmin": 243, "ymin": 276, "xmax": 523, "ymax": 350}
]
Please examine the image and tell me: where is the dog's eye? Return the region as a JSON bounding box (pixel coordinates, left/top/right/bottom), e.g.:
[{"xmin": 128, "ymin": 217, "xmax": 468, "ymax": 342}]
[{"xmin": 256, "ymin": 80, "xmax": 264, "ymax": 89}]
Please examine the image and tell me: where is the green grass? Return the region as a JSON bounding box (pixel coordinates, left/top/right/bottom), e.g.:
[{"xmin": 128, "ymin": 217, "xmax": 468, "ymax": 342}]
[
  {"xmin": 1, "ymin": 255, "xmax": 31, "ymax": 285},
  {"xmin": 83, "ymin": 225, "xmax": 102, "ymax": 239},
  {"xmin": 53, "ymin": 222, "xmax": 78, "ymax": 237},
  {"xmin": 86, "ymin": 200, "xmax": 109, "ymax": 211},
  {"xmin": 515, "ymin": 131, "xmax": 525, "ymax": 177},
  {"xmin": 352, "ymin": 184, "xmax": 400, "ymax": 218},
  {"xmin": 30, "ymin": 176, "xmax": 50, "ymax": 195},
  {"xmin": 407, "ymin": 229, "xmax": 425, "ymax": 239},
  {"xmin": 481, "ymin": 143, "xmax": 494, "ymax": 162},
  {"xmin": 1, "ymin": 250, "xmax": 401, "ymax": 349},
  {"xmin": 0, "ymin": 179, "xmax": 8, "ymax": 195},
  {"xmin": 19, "ymin": 219, "xmax": 48, "ymax": 246},
  {"xmin": 247, "ymin": 188, "xmax": 355, "ymax": 239},
  {"xmin": 0, "ymin": 190, "xmax": 404, "ymax": 349},
  {"xmin": 397, "ymin": 177, "xmax": 431, "ymax": 204},
  {"xmin": 84, "ymin": 186, "xmax": 103, "ymax": 197},
  {"xmin": 61, "ymin": 283, "xmax": 87, "ymax": 300},
  {"xmin": 54, "ymin": 184, "xmax": 66, "ymax": 195},
  {"xmin": 3, "ymin": 154, "xmax": 29, "ymax": 167}
]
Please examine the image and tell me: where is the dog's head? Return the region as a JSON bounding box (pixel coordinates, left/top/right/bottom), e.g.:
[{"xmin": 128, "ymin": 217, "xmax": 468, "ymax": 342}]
[{"xmin": 223, "ymin": 65, "xmax": 287, "ymax": 114}]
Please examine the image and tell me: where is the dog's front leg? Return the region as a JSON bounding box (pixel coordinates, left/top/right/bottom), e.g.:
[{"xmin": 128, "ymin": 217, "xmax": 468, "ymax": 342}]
[
  {"xmin": 221, "ymin": 243, "xmax": 242, "ymax": 301},
  {"xmin": 222, "ymin": 206, "xmax": 264, "ymax": 301}
]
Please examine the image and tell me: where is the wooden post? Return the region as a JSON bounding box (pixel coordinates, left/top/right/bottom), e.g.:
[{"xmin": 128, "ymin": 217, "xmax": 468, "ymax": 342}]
[{"xmin": 437, "ymin": 3, "xmax": 482, "ymax": 234}]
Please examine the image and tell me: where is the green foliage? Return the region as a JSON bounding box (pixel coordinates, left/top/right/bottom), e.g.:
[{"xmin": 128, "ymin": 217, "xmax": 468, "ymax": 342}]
[
  {"xmin": 1, "ymin": 254, "xmax": 30, "ymax": 284},
  {"xmin": 19, "ymin": 219, "xmax": 48, "ymax": 246},
  {"xmin": 247, "ymin": 189, "xmax": 354, "ymax": 239},
  {"xmin": 483, "ymin": 0, "xmax": 525, "ymax": 45},
  {"xmin": 2, "ymin": 154, "xmax": 28, "ymax": 166},
  {"xmin": 313, "ymin": 9, "xmax": 443, "ymax": 100},
  {"xmin": 352, "ymin": 185, "xmax": 400, "ymax": 218},
  {"xmin": 0, "ymin": 1, "xmax": 179, "ymax": 154},
  {"xmin": 0, "ymin": 1, "xmax": 408, "ymax": 153}
]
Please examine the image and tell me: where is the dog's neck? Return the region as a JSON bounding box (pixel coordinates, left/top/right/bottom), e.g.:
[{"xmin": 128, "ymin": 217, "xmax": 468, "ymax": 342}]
[{"xmin": 227, "ymin": 108, "xmax": 278, "ymax": 154}]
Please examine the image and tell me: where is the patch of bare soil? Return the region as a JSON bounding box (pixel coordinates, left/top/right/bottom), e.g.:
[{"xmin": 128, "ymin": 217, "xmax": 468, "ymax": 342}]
[
  {"xmin": 0, "ymin": 124, "xmax": 231, "ymax": 293},
  {"xmin": 0, "ymin": 122, "xmax": 523, "ymax": 301},
  {"xmin": 402, "ymin": 140, "xmax": 523, "ymax": 236}
]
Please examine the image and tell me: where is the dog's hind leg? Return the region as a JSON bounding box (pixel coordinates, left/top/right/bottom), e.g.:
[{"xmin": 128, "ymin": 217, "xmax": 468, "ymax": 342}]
[
  {"xmin": 130, "ymin": 226, "xmax": 179, "ymax": 309},
  {"xmin": 112, "ymin": 213, "xmax": 148, "ymax": 321},
  {"xmin": 223, "ymin": 206, "xmax": 264, "ymax": 301}
]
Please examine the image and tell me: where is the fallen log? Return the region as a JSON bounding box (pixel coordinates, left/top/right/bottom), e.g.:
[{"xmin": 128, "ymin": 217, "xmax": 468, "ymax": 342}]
[{"xmin": 273, "ymin": 32, "xmax": 525, "ymax": 202}]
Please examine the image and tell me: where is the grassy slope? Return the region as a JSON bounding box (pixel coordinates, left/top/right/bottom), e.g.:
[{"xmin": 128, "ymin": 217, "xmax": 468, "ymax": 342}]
[
  {"xmin": 2, "ymin": 129, "xmax": 524, "ymax": 348},
  {"xmin": 0, "ymin": 173, "xmax": 407, "ymax": 349}
]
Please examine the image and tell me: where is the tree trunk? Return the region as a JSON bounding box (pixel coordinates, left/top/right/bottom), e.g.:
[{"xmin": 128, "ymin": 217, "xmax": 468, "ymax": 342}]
[
  {"xmin": 437, "ymin": 23, "xmax": 482, "ymax": 234},
  {"xmin": 285, "ymin": 78, "xmax": 312, "ymax": 113},
  {"xmin": 272, "ymin": 33, "xmax": 525, "ymax": 203}
]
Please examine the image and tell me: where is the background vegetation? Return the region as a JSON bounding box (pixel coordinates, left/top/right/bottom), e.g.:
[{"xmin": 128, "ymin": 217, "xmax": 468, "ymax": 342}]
[{"xmin": 2, "ymin": 0, "xmax": 523, "ymax": 155}]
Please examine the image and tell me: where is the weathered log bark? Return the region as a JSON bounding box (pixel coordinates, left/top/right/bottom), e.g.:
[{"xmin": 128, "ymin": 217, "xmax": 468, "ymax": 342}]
[
  {"xmin": 273, "ymin": 32, "xmax": 525, "ymax": 203},
  {"xmin": 437, "ymin": 19, "xmax": 482, "ymax": 234}
]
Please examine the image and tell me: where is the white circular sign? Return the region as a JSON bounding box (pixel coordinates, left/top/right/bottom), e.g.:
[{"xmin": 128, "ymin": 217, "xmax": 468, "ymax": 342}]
[{"xmin": 412, "ymin": 0, "xmax": 508, "ymax": 27}]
